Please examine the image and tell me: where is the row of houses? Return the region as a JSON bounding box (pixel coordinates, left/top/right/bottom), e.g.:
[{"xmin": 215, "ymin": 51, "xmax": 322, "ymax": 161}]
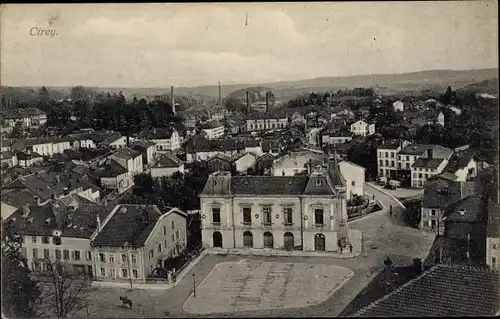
[
  {"xmin": 4, "ymin": 197, "xmax": 188, "ymax": 283},
  {"xmin": 1, "ymin": 107, "xmax": 47, "ymax": 132}
]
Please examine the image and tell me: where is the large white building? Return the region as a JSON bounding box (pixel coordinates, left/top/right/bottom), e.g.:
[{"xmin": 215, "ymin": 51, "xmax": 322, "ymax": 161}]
[
  {"xmin": 350, "ymin": 120, "xmax": 375, "ymax": 136},
  {"xmin": 245, "ymin": 112, "xmax": 288, "ymax": 132},
  {"xmin": 377, "ymin": 140, "xmax": 411, "ymax": 180},
  {"xmin": 199, "ymin": 159, "xmax": 361, "ymax": 253},
  {"xmin": 200, "ymin": 120, "xmax": 225, "ymax": 140}
]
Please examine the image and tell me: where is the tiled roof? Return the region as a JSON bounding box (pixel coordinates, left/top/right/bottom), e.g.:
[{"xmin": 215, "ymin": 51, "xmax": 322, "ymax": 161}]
[
  {"xmin": 302, "ymin": 174, "xmax": 335, "ymax": 196},
  {"xmin": 444, "ymin": 151, "xmax": 478, "ymax": 173},
  {"xmin": 378, "ymin": 140, "xmax": 403, "ymax": 150},
  {"xmin": 16, "ymin": 152, "xmax": 43, "ymax": 160},
  {"xmin": 231, "ymin": 176, "xmax": 308, "ymax": 195},
  {"xmin": 1, "ymin": 150, "xmax": 16, "ymax": 160},
  {"xmin": 95, "ymin": 132, "xmax": 122, "ymax": 145},
  {"xmin": 111, "ymin": 147, "xmax": 142, "ymax": 160},
  {"xmin": 354, "ymin": 264, "xmax": 500, "ymax": 317},
  {"xmin": 412, "ymin": 157, "xmax": 445, "ymax": 169},
  {"xmin": 142, "ymin": 128, "xmax": 175, "ymax": 140},
  {"xmin": 206, "ymin": 153, "xmax": 232, "ymax": 163},
  {"xmin": 443, "ymin": 195, "xmax": 486, "ymax": 223},
  {"xmin": 200, "ymin": 120, "xmax": 224, "ymax": 129},
  {"xmin": 400, "ymin": 144, "xmax": 434, "ymax": 155},
  {"xmin": 131, "ymin": 140, "xmax": 156, "ymax": 150},
  {"xmin": 432, "ymin": 172, "xmax": 458, "ymax": 181},
  {"xmin": 93, "ymin": 159, "xmax": 128, "ymax": 178},
  {"xmin": 153, "ymin": 155, "xmax": 182, "ymax": 168},
  {"xmin": 422, "ymin": 179, "xmax": 463, "ymax": 208},
  {"xmin": 231, "ymin": 151, "xmax": 258, "ymax": 162},
  {"xmin": 1, "ymin": 188, "xmax": 38, "ymax": 208},
  {"xmin": 6, "ymin": 195, "xmax": 109, "ymax": 238},
  {"xmin": 92, "ymin": 205, "xmax": 186, "ymax": 247}
]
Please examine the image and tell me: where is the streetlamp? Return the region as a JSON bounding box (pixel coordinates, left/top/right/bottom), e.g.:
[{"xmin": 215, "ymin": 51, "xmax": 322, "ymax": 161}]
[
  {"xmin": 123, "ymin": 241, "xmax": 133, "ymax": 290},
  {"xmin": 192, "ymin": 273, "xmax": 196, "ymax": 297}
]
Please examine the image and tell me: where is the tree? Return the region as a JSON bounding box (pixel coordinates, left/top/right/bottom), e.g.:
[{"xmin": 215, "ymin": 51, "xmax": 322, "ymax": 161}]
[
  {"xmin": 47, "ymin": 261, "xmax": 90, "ymax": 318},
  {"xmin": 1, "ymin": 220, "xmax": 42, "ymax": 318}
]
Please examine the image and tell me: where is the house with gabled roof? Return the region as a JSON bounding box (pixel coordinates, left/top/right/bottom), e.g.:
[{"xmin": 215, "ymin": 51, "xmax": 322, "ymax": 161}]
[
  {"xmin": 200, "ymin": 120, "xmax": 225, "ymax": 140},
  {"xmin": 232, "ymin": 152, "xmax": 259, "ymax": 174},
  {"xmin": 353, "ymin": 264, "xmax": 499, "ymax": 317},
  {"xmin": 150, "ymin": 154, "xmax": 184, "ymax": 179},
  {"xmin": 90, "ymin": 204, "xmax": 187, "ymax": 282},
  {"xmin": 199, "ymin": 157, "xmax": 361, "ymax": 253},
  {"xmin": 4, "ymin": 195, "xmax": 110, "ymax": 277},
  {"xmin": 92, "ymin": 159, "xmax": 132, "ymax": 194}
]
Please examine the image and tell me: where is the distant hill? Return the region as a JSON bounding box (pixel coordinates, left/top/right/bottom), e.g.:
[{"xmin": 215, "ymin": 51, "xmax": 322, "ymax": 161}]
[
  {"xmin": 457, "ymin": 78, "xmax": 499, "ymax": 95},
  {"xmin": 175, "ymin": 68, "xmax": 499, "ymax": 102},
  {"xmin": 227, "ymin": 86, "xmax": 273, "ymax": 101},
  {"xmin": 2, "ymin": 68, "xmax": 497, "ymax": 105}
]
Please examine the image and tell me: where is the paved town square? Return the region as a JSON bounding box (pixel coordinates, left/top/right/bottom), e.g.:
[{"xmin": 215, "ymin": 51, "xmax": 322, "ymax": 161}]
[{"xmin": 182, "ymin": 260, "xmax": 353, "ymax": 314}]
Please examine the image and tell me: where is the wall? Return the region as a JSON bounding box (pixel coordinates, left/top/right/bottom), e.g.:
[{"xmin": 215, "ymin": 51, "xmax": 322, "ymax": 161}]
[
  {"xmin": 454, "ymin": 158, "xmax": 477, "ymax": 182},
  {"xmin": 142, "ymin": 212, "xmax": 187, "ymax": 275},
  {"xmin": 110, "ymin": 136, "xmax": 128, "ymax": 149},
  {"xmin": 339, "ymin": 161, "xmax": 365, "ymax": 200},
  {"xmin": 24, "ymin": 236, "xmax": 92, "ymax": 272},
  {"xmin": 487, "ymin": 237, "xmax": 500, "ymax": 269},
  {"xmin": 420, "ymin": 207, "xmax": 443, "ymax": 232},
  {"xmin": 150, "ymin": 165, "xmax": 184, "ymax": 179},
  {"xmin": 234, "ymin": 154, "xmax": 257, "ymax": 173}
]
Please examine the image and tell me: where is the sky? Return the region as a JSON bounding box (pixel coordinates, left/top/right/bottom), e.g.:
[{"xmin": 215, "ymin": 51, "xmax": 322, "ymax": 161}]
[{"xmin": 1, "ymin": 2, "xmax": 498, "ymax": 88}]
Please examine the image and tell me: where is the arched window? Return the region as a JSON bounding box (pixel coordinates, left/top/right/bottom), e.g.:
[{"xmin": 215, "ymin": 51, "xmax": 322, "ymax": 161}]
[
  {"xmin": 243, "ymin": 231, "xmax": 253, "ymax": 248},
  {"xmin": 263, "ymin": 232, "xmax": 274, "ymax": 248}
]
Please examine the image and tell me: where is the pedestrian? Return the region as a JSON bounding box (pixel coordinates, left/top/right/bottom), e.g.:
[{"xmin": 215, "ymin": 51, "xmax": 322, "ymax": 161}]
[
  {"xmin": 340, "ymin": 245, "xmax": 343, "ymax": 254},
  {"xmin": 349, "ymin": 244, "xmax": 353, "ymax": 253}
]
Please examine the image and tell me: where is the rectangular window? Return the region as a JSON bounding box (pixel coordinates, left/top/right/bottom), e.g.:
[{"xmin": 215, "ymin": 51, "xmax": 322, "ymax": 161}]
[
  {"xmin": 314, "ymin": 209, "xmax": 324, "ymax": 225},
  {"xmin": 430, "ymin": 220, "xmax": 437, "ymax": 228},
  {"xmin": 379, "ymin": 160, "xmax": 383, "ymax": 166},
  {"xmin": 385, "ymin": 160, "xmax": 389, "ymax": 166},
  {"xmin": 110, "ymin": 268, "xmax": 116, "ymax": 278},
  {"xmin": 406, "ymin": 156, "xmax": 409, "ymax": 161},
  {"xmin": 33, "ymin": 248, "xmax": 38, "ymax": 259},
  {"xmin": 100, "ymin": 268, "xmax": 106, "ymax": 277},
  {"xmin": 492, "ymin": 257, "xmax": 497, "ymax": 269},
  {"xmin": 391, "ymin": 161, "xmax": 395, "ymax": 167},
  {"xmin": 55, "ymin": 249, "xmax": 61, "ymax": 260},
  {"xmin": 32, "ymin": 236, "xmax": 37, "ymax": 243},
  {"xmin": 148, "ymin": 249, "xmax": 154, "ymax": 260},
  {"xmin": 283, "ymin": 207, "xmax": 293, "ymax": 224},
  {"xmin": 44, "ymin": 249, "xmax": 50, "ymax": 259},
  {"xmin": 176, "ymin": 230, "xmax": 180, "ymax": 241},
  {"xmin": 164, "ymin": 240, "xmax": 167, "ymax": 248},
  {"xmin": 74, "ymin": 251, "xmax": 81, "ymax": 261},
  {"xmin": 171, "ymin": 221, "xmax": 175, "ymax": 229},
  {"xmin": 391, "ymin": 153, "xmax": 394, "ymax": 158},
  {"xmin": 133, "ymin": 269, "xmax": 138, "ymax": 278},
  {"xmin": 163, "ymin": 226, "xmax": 166, "ymax": 236},
  {"xmin": 418, "ymin": 173, "xmax": 422, "ymax": 178},
  {"xmin": 99, "ymin": 253, "xmax": 105, "ymax": 262},
  {"xmin": 172, "ymin": 234, "xmax": 175, "ymax": 242},
  {"xmin": 262, "ymin": 205, "xmax": 272, "ymax": 224},
  {"xmin": 351, "ymin": 181, "xmax": 355, "ymax": 186},
  {"xmin": 121, "ymin": 254, "xmax": 127, "ymax": 263},
  {"xmin": 212, "ymin": 208, "xmax": 221, "ymax": 224},
  {"xmin": 158, "ymin": 243, "xmax": 162, "ymax": 253},
  {"xmin": 108, "ymin": 254, "xmax": 115, "ymax": 263},
  {"xmin": 385, "ymin": 152, "xmax": 388, "ymax": 157},
  {"xmin": 406, "ymin": 163, "xmax": 410, "ymax": 169},
  {"xmin": 131, "ymin": 254, "xmax": 137, "ymax": 264},
  {"xmin": 122, "ymin": 269, "xmax": 128, "ymax": 278},
  {"xmin": 243, "ymin": 207, "xmax": 252, "ymax": 224},
  {"xmin": 430, "ymin": 209, "xmax": 436, "ymax": 216},
  {"xmin": 63, "ymin": 250, "xmax": 69, "ymax": 260},
  {"xmin": 87, "ymin": 251, "xmax": 92, "ymax": 260},
  {"xmin": 42, "ymin": 236, "xmax": 50, "ymax": 244},
  {"xmin": 53, "ymin": 237, "xmax": 62, "ymax": 245}
]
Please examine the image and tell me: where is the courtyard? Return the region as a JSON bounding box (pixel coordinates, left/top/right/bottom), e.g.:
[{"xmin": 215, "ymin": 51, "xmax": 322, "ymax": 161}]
[{"xmin": 182, "ymin": 260, "xmax": 353, "ymax": 315}]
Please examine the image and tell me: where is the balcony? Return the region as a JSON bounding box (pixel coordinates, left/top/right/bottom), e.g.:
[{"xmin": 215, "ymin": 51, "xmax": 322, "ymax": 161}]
[{"xmin": 313, "ymin": 223, "xmax": 325, "ymax": 230}]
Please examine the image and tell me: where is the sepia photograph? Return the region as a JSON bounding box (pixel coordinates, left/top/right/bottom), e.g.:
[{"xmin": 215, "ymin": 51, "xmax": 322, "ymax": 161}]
[{"xmin": 0, "ymin": 2, "xmax": 498, "ymax": 318}]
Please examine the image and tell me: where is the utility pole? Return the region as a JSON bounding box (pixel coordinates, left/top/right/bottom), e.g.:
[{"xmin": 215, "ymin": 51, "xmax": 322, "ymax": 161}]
[{"xmin": 192, "ymin": 273, "xmax": 196, "ymax": 297}]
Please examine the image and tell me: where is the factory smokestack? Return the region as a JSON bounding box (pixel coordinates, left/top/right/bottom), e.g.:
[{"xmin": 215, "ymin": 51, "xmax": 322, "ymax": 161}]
[
  {"xmin": 246, "ymin": 91, "xmax": 250, "ymax": 114},
  {"xmin": 265, "ymin": 91, "xmax": 269, "ymax": 113},
  {"xmin": 171, "ymin": 86, "xmax": 175, "ymax": 115},
  {"xmin": 218, "ymin": 81, "xmax": 222, "ymax": 108}
]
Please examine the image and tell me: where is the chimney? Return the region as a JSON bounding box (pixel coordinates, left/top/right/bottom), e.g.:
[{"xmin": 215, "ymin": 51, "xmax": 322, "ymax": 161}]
[
  {"xmin": 427, "ymin": 148, "xmax": 433, "ymax": 160},
  {"xmin": 171, "ymin": 86, "xmax": 175, "ymax": 115},
  {"xmin": 22, "ymin": 204, "xmax": 30, "ymax": 217},
  {"xmin": 246, "ymin": 91, "xmax": 250, "ymax": 114},
  {"xmin": 97, "ymin": 215, "xmax": 101, "ymax": 231}
]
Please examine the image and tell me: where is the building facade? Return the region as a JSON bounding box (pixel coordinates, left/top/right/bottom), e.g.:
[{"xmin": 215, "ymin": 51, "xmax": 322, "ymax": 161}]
[
  {"xmin": 199, "ymin": 160, "xmax": 358, "ymax": 253},
  {"xmin": 350, "ymin": 120, "xmax": 375, "ymax": 136}
]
